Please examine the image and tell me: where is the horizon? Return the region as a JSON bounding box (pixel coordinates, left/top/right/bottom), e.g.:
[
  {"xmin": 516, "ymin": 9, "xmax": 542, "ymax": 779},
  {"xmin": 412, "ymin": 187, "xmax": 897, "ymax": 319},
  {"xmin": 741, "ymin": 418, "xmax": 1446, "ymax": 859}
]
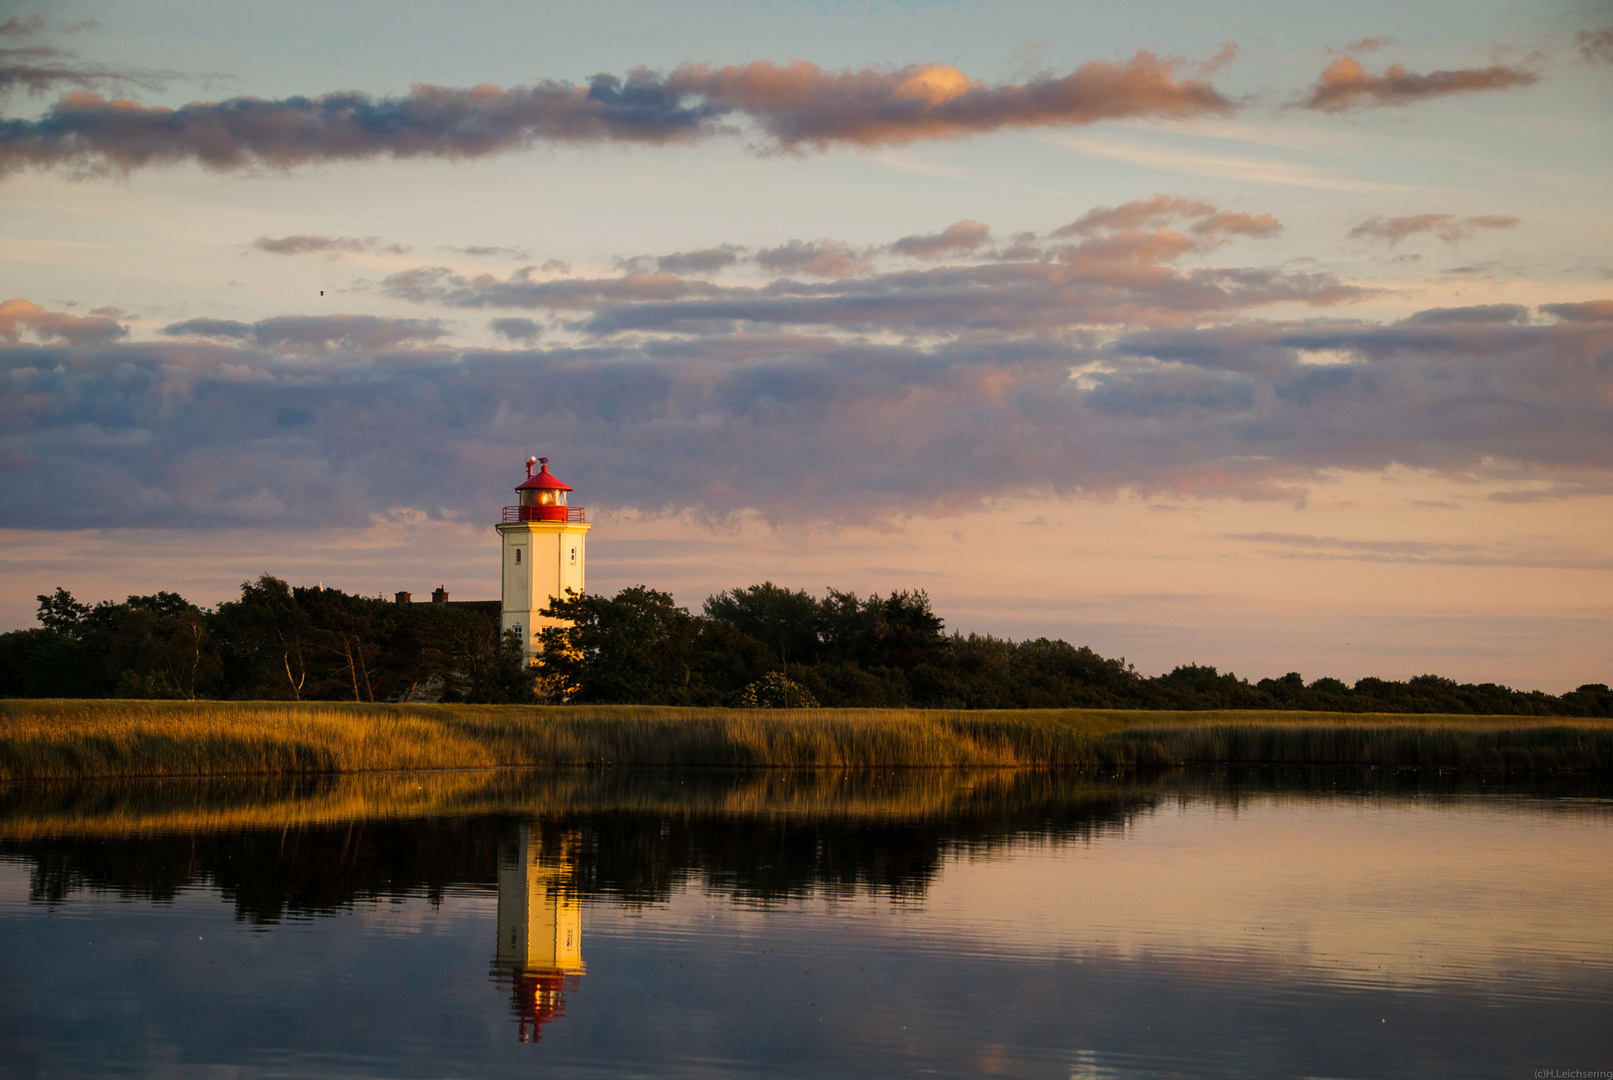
[{"xmin": 2, "ymin": 0, "xmax": 1610, "ymax": 694}]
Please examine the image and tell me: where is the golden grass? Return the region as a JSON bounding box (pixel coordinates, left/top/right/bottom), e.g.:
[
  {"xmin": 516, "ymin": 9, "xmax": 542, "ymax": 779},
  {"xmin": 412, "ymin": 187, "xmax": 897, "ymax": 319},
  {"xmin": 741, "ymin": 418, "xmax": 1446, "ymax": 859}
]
[
  {"xmin": 0, "ymin": 767, "xmax": 1160, "ymax": 841},
  {"xmin": 1, "ymin": 699, "xmax": 1610, "ymax": 782}
]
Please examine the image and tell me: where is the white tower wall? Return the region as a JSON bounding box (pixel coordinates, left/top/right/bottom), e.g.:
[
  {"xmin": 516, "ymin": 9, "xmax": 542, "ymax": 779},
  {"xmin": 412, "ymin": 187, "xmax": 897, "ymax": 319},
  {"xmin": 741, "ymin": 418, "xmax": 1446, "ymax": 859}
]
[
  {"xmin": 496, "ymin": 824, "xmax": 584, "ymax": 974},
  {"xmin": 498, "ymin": 520, "xmax": 590, "ymax": 664}
]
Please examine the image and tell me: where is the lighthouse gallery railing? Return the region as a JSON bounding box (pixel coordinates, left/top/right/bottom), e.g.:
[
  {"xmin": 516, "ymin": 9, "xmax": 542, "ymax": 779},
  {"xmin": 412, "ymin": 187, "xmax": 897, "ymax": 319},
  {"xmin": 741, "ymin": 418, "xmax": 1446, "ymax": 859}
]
[{"xmin": 502, "ymin": 506, "xmax": 586, "ymax": 523}]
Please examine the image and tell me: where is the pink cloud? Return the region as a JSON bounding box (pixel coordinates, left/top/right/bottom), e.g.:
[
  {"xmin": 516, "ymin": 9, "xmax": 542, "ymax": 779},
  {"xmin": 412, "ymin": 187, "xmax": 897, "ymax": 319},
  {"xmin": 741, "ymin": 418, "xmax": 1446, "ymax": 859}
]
[
  {"xmin": 1302, "ymin": 55, "xmax": 1537, "ymax": 112},
  {"xmin": 0, "ymin": 297, "xmax": 125, "ymax": 345},
  {"xmin": 888, "ymin": 220, "xmax": 992, "ymax": 259},
  {"xmin": 1577, "ymin": 28, "xmax": 1613, "ymax": 65}
]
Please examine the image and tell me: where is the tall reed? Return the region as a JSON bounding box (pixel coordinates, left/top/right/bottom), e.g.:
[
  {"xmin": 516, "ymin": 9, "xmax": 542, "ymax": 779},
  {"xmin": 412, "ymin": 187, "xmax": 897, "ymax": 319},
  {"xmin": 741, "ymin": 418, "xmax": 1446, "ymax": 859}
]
[{"xmin": 1, "ymin": 700, "xmax": 1610, "ymax": 781}]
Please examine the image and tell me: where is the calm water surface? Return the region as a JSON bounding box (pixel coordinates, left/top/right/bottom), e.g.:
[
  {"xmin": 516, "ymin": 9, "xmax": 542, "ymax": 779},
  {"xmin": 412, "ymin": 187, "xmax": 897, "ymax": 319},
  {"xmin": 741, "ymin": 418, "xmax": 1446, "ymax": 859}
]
[{"xmin": 1, "ymin": 769, "xmax": 1609, "ymax": 1079}]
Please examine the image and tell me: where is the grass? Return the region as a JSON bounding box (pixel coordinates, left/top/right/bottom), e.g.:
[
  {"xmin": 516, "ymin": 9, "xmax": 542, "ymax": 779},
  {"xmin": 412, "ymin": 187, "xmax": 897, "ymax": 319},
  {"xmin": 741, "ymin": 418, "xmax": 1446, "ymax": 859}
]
[
  {"xmin": 0, "ymin": 767, "xmax": 1162, "ymax": 841},
  {"xmin": 1, "ymin": 699, "xmax": 1611, "ymax": 781}
]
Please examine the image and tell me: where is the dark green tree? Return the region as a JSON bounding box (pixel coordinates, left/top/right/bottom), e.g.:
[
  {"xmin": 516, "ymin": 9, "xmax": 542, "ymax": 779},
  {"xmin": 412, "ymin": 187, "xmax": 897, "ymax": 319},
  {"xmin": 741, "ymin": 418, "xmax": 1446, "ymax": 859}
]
[
  {"xmin": 703, "ymin": 582, "xmax": 822, "ymax": 666},
  {"xmin": 107, "ymin": 592, "xmax": 220, "ymax": 699},
  {"xmin": 540, "ymin": 587, "xmax": 704, "ymax": 704},
  {"xmin": 463, "ymin": 628, "xmax": 539, "ymax": 704},
  {"xmin": 212, "ymin": 576, "xmax": 317, "ymax": 700}
]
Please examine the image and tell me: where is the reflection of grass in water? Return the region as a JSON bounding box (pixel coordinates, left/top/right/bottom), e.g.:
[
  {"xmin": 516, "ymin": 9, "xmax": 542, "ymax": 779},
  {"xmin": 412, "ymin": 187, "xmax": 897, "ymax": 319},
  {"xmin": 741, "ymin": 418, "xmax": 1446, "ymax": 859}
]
[
  {"xmin": 1, "ymin": 700, "xmax": 1610, "ymax": 782},
  {"xmin": 1131, "ymin": 723, "xmax": 1613, "ymax": 773},
  {"xmin": 0, "ymin": 768, "xmax": 1165, "ymax": 842}
]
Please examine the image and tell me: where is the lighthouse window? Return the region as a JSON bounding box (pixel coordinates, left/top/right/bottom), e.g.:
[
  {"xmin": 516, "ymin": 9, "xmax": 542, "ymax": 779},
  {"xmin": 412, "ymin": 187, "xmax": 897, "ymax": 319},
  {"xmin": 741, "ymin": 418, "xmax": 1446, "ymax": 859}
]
[
  {"xmin": 570, "ymin": 546, "xmax": 577, "ymax": 565},
  {"xmin": 514, "ymin": 549, "xmax": 522, "ymax": 564}
]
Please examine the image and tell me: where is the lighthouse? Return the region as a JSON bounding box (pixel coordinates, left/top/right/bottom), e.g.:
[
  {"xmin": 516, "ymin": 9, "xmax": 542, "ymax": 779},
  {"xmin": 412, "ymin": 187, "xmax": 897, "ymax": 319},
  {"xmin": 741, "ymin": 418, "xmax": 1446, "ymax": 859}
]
[
  {"xmin": 493, "ymin": 823, "xmax": 584, "ymax": 1043},
  {"xmin": 497, "ymin": 457, "xmax": 590, "ymax": 665}
]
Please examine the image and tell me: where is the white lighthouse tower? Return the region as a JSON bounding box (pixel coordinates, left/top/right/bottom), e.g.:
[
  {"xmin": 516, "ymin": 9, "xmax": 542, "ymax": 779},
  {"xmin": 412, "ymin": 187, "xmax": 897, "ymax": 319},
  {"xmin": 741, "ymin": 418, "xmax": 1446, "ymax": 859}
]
[{"xmin": 497, "ymin": 457, "xmax": 591, "ymax": 665}]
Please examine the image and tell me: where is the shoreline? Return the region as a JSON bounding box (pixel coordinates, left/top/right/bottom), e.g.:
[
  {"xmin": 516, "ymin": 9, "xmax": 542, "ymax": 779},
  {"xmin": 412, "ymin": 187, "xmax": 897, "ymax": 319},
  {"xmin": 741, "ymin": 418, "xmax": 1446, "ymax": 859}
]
[{"xmin": 2, "ymin": 699, "xmax": 1611, "ymax": 780}]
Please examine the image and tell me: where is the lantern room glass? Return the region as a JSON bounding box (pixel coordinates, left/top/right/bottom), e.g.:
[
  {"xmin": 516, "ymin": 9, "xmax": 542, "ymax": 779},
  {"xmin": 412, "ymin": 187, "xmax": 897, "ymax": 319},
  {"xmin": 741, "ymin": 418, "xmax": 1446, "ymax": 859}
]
[{"xmin": 518, "ymin": 489, "xmax": 569, "ymax": 507}]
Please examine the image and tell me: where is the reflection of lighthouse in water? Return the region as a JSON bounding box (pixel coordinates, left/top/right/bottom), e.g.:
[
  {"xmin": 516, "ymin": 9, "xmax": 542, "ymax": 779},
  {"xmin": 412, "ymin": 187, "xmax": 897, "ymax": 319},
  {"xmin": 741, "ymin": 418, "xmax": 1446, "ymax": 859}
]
[{"xmin": 493, "ymin": 823, "xmax": 584, "ymax": 1043}]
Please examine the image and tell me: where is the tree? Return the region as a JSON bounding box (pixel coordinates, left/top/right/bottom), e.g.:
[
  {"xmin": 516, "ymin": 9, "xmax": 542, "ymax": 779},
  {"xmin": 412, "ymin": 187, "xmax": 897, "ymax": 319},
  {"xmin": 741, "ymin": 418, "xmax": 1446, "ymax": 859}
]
[
  {"xmin": 540, "ymin": 587, "xmax": 703, "ymax": 704},
  {"xmin": 737, "ymin": 671, "xmax": 819, "ymax": 708},
  {"xmin": 107, "ymin": 592, "xmax": 220, "ymax": 699},
  {"xmin": 35, "ymin": 587, "xmax": 91, "ymax": 635},
  {"xmin": 703, "ymin": 582, "xmax": 822, "ymax": 666},
  {"xmin": 212, "ymin": 576, "xmax": 316, "ymax": 700},
  {"xmin": 463, "ymin": 628, "xmax": 539, "ymax": 704}
]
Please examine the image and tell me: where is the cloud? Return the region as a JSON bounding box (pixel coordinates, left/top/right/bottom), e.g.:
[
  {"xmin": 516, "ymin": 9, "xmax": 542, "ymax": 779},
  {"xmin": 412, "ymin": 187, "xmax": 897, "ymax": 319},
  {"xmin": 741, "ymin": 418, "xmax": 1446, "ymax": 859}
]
[
  {"xmin": 1336, "ymin": 37, "xmax": 1392, "ymax": 54},
  {"xmin": 0, "ymin": 16, "xmax": 48, "ymax": 36},
  {"xmin": 1301, "ymin": 55, "xmax": 1538, "ymax": 112},
  {"xmin": 0, "ymin": 45, "xmax": 183, "ymax": 97},
  {"xmin": 0, "ymin": 17, "xmax": 182, "ymax": 98},
  {"xmin": 1053, "ymin": 194, "xmax": 1215, "ymax": 236},
  {"xmin": 0, "ymin": 52, "xmax": 1234, "ymax": 177},
  {"xmin": 753, "ymin": 239, "xmax": 872, "ymax": 279},
  {"xmin": 1347, "ymin": 213, "xmax": 1518, "ymax": 245},
  {"xmin": 1050, "ymin": 195, "xmax": 1280, "ymax": 242},
  {"xmin": 1190, "ymin": 210, "xmax": 1282, "ymax": 239},
  {"xmin": 438, "ymin": 244, "xmax": 530, "ymax": 259},
  {"xmin": 669, "ymin": 54, "xmax": 1233, "ymax": 149},
  {"xmin": 1040, "ymin": 131, "xmax": 1380, "ymax": 191},
  {"xmin": 1225, "ymin": 532, "xmax": 1612, "ymax": 570},
  {"xmin": 1577, "ymin": 28, "xmax": 1613, "ymax": 65},
  {"xmin": 7, "ymin": 286, "xmax": 1607, "ymax": 534},
  {"xmin": 381, "ymin": 265, "xmax": 719, "ymax": 308},
  {"xmin": 889, "ymin": 220, "xmax": 991, "ymax": 259},
  {"xmin": 489, "ymin": 317, "xmax": 541, "ymax": 342},
  {"xmin": 654, "ymin": 245, "xmax": 743, "ymax": 274},
  {"xmin": 253, "ymin": 234, "xmax": 411, "ymax": 257},
  {"xmin": 1402, "ymin": 304, "xmax": 1530, "ymax": 325},
  {"xmin": 0, "ymin": 16, "xmax": 99, "ymax": 37},
  {"xmin": 381, "ymin": 205, "xmax": 1344, "ymax": 337},
  {"xmin": 0, "ymin": 297, "xmax": 125, "ymax": 345},
  {"xmin": 1540, "ymin": 300, "xmax": 1613, "ymax": 323},
  {"xmin": 161, "ymin": 313, "xmax": 448, "ymax": 350}
]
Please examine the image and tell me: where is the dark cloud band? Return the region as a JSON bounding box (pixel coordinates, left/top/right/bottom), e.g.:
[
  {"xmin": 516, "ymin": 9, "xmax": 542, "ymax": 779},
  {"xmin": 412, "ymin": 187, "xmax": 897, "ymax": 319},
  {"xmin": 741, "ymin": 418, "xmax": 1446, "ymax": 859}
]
[{"xmin": 2, "ymin": 299, "xmax": 1608, "ymax": 530}]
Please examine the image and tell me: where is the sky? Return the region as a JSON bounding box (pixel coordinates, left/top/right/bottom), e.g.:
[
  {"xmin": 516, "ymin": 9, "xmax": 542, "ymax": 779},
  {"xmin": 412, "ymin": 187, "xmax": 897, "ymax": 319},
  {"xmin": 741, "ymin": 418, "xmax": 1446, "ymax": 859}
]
[{"xmin": 1, "ymin": 0, "xmax": 1610, "ymax": 691}]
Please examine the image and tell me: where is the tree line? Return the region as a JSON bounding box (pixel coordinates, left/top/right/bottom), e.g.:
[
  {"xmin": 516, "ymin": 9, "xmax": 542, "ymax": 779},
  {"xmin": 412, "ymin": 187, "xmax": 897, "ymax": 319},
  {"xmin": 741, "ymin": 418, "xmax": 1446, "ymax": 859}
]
[
  {"xmin": 2, "ymin": 577, "xmax": 1609, "ymax": 716},
  {"xmin": 0, "ymin": 577, "xmax": 530, "ymax": 703}
]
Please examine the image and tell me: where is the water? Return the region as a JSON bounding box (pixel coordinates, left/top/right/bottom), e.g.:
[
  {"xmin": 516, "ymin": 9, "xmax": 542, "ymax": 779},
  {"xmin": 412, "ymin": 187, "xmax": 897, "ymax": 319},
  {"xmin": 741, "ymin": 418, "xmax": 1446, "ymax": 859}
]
[{"xmin": 1, "ymin": 769, "xmax": 1609, "ymax": 1079}]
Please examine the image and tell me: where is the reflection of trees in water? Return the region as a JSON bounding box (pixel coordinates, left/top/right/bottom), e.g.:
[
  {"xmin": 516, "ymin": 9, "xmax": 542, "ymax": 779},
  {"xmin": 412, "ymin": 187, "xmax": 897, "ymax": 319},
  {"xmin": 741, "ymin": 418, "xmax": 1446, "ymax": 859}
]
[
  {"xmin": 9, "ymin": 818, "xmax": 502, "ymax": 917},
  {"xmin": 1167, "ymin": 765, "xmax": 1613, "ymax": 811},
  {"xmin": 0, "ymin": 770, "xmax": 1159, "ymax": 920},
  {"xmin": 6, "ymin": 766, "xmax": 1603, "ymax": 920}
]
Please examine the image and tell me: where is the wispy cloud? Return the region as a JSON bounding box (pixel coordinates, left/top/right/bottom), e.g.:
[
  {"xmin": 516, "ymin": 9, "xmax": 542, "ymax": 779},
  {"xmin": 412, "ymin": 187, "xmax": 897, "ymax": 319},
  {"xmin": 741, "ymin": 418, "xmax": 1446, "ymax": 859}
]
[
  {"xmin": 1576, "ymin": 27, "xmax": 1613, "ymax": 65},
  {"xmin": 1227, "ymin": 531, "xmax": 1613, "ymax": 570},
  {"xmin": 254, "ymin": 234, "xmax": 412, "ymax": 257},
  {"xmin": 437, "ymin": 244, "xmax": 531, "ymax": 260},
  {"xmin": 0, "ymin": 16, "xmax": 185, "ymax": 97},
  {"xmin": 378, "ymin": 203, "xmax": 1357, "ymax": 336},
  {"xmin": 1037, "ymin": 132, "xmax": 1383, "ymax": 190},
  {"xmin": 1348, "ymin": 213, "xmax": 1519, "ymax": 245}
]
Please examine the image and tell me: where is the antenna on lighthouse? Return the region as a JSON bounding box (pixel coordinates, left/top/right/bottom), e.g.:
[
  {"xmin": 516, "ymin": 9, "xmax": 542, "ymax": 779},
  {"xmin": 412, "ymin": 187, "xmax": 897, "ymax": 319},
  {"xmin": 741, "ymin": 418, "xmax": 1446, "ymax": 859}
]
[{"xmin": 526, "ymin": 456, "xmax": 537, "ymax": 478}]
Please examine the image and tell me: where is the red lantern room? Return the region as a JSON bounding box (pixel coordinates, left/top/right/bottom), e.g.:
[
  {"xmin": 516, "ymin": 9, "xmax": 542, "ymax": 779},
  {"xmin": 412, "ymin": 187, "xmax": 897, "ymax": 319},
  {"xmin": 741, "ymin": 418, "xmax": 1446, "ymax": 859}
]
[{"xmin": 503, "ymin": 457, "xmax": 586, "ymax": 523}]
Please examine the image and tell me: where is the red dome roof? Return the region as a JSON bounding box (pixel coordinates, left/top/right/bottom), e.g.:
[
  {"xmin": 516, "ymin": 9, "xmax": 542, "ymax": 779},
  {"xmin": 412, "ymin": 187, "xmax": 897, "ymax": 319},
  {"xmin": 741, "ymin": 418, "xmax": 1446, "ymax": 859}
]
[{"xmin": 515, "ymin": 457, "xmax": 573, "ymax": 492}]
